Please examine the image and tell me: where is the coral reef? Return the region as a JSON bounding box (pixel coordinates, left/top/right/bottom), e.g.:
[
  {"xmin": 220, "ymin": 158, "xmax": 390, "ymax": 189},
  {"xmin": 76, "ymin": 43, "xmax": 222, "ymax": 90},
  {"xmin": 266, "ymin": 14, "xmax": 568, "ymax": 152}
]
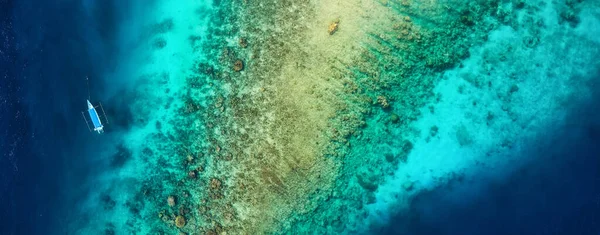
[
  {"xmin": 238, "ymin": 38, "xmax": 248, "ymax": 48},
  {"xmin": 233, "ymin": 59, "xmax": 244, "ymax": 72},
  {"xmin": 115, "ymin": 0, "xmax": 527, "ymax": 233},
  {"xmin": 167, "ymin": 195, "xmax": 176, "ymax": 207},
  {"xmin": 175, "ymin": 215, "xmax": 186, "ymax": 228},
  {"xmin": 377, "ymin": 95, "xmax": 390, "ymax": 109},
  {"xmin": 111, "ymin": 144, "xmax": 131, "ymax": 168}
]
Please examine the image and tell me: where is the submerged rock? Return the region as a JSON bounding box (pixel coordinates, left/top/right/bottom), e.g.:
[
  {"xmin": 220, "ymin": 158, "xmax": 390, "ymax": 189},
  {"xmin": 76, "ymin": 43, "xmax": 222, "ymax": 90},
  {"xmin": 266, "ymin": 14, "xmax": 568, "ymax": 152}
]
[
  {"xmin": 153, "ymin": 38, "xmax": 167, "ymax": 49},
  {"xmin": 376, "ymin": 96, "xmax": 390, "ymax": 109},
  {"xmin": 111, "ymin": 144, "xmax": 131, "ymax": 168},
  {"xmin": 385, "ymin": 152, "xmax": 397, "ymax": 162},
  {"xmin": 101, "ymin": 194, "xmax": 116, "ymax": 210},
  {"xmin": 356, "ymin": 170, "xmax": 378, "ymax": 191},
  {"xmin": 150, "ymin": 18, "xmax": 174, "ymax": 35},
  {"xmin": 233, "ymin": 59, "xmax": 244, "ymax": 72},
  {"xmin": 168, "ymin": 195, "xmax": 176, "ymax": 207},
  {"xmin": 239, "ymin": 37, "xmax": 248, "ymax": 48},
  {"xmin": 402, "ymin": 181, "xmax": 414, "ymax": 191},
  {"xmin": 188, "ymin": 170, "xmax": 197, "ymax": 179},
  {"xmin": 175, "ymin": 215, "xmax": 186, "ymax": 228},
  {"xmin": 210, "ymin": 178, "xmax": 222, "ymax": 190},
  {"xmin": 328, "ymin": 19, "xmax": 340, "ymax": 35},
  {"xmin": 456, "ymin": 125, "xmax": 473, "ymax": 146},
  {"xmin": 390, "ymin": 113, "xmax": 399, "ymax": 123}
]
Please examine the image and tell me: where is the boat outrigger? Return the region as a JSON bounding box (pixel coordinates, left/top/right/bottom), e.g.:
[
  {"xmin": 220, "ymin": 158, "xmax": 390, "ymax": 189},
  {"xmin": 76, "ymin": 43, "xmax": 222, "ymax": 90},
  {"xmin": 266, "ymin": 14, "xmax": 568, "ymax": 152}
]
[
  {"xmin": 83, "ymin": 100, "xmax": 109, "ymax": 134},
  {"xmin": 81, "ymin": 77, "xmax": 109, "ymax": 134}
]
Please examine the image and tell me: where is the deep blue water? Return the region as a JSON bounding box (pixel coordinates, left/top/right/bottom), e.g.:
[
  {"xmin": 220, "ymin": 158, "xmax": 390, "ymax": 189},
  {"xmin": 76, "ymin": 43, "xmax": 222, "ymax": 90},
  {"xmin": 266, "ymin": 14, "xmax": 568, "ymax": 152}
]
[
  {"xmin": 377, "ymin": 77, "xmax": 600, "ymax": 235},
  {"xmin": 0, "ymin": 0, "xmax": 124, "ymax": 234}
]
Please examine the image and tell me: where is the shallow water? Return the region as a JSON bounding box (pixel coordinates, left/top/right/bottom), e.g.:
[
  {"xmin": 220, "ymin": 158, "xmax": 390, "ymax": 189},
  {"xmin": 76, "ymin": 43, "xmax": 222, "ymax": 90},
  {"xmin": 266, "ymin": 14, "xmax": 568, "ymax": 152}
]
[{"xmin": 376, "ymin": 83, "xmax": 600, "ymax": 234}]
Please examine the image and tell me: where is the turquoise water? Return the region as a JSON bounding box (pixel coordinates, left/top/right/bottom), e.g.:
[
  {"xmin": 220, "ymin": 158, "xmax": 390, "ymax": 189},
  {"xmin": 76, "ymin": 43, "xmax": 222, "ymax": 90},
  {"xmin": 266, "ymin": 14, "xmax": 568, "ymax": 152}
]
[{"xmin": 2, "ymin": 0, "xmax": 600, "ymax": 234}]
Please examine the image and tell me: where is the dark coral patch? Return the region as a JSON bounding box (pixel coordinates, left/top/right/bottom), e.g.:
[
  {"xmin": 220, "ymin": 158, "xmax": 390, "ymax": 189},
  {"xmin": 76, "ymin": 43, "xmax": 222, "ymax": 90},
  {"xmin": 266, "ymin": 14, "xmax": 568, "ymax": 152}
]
[
  {"xmin": 233, "ymin": 59, "xmax": 244, "ymax": 72},
  {"xmin": 153, "ymin": 37, "xmax": 167, "ymax": 49},
  {"xmin": 151, "ymin": 18, "xmax": 174, "ymax": 35},
  {"xmin": 111, "ymin": 144, "xmax": 131, "ymax": 168}
]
